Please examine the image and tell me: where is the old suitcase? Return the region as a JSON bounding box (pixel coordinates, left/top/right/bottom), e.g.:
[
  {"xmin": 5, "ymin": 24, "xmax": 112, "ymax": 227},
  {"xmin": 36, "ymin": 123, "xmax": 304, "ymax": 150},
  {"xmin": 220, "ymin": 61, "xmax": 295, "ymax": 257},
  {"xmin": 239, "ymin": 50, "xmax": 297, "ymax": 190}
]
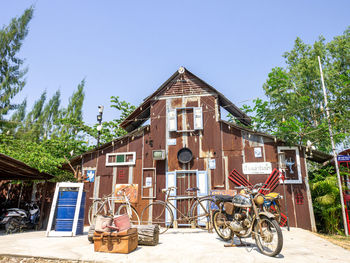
[{"xmin": 93, "ymin": 228, "xmax": 138, "ymax": 254}]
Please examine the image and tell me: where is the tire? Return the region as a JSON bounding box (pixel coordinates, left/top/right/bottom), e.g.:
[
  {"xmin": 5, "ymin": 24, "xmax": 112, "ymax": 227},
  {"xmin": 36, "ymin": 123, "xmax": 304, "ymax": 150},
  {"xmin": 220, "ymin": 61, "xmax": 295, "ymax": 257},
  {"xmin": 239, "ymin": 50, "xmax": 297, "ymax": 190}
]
[
  {"xmin": 5, "ymin": 218, "xmax": 20, "ymax": 234},
  {"xmin": 212, "ymin": 210, "xmax": 232, "ymax": 241},
  {"xmin": 141, "ymin": 201, "xmax": 173, "ymax": 234},
  {"xmin": 254, "ymin": 216, "xmax": 283, "ymax": 257},
  {"xmin": 117, "ymin": 204, "xmax": 140, "ymax": 225},
  {"xmin": 190, "ymin": 197, "xmax": 216, "ymax": 229},
  {"xmin": 88, "ymin": 201, "xmax": 107, "ymax": 225}
]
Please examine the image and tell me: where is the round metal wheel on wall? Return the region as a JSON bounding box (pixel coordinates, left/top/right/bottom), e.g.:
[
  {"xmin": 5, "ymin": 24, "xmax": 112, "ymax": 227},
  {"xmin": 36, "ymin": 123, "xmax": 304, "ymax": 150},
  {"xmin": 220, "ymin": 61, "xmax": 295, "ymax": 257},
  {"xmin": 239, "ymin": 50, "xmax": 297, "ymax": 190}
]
[
  {"xmin": 212, "ymin": 210, "xmax": 233, "ymax": 241},
  {"xmin": 117, "ymin": 204, "xmax": 140, "ymax": 225},
  {"xmin": 88, "ymin": 200, "xmax": 107, "ymax": 225},
  {"xmin": 141, "ymin": 201, "xmax": 173, "ymax": 234},
  {"xmin": 190, "ymin": 197, "xmax": 216, "ymax": 229},
  {"xmin": 254, "ymin": 216, "xmax": 283, "ymax": 257}
]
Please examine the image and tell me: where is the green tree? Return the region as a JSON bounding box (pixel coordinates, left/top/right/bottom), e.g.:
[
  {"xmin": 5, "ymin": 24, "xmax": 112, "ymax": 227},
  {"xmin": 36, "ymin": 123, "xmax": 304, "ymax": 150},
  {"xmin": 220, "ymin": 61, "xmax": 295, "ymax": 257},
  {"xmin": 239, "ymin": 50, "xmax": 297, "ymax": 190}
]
[
  {"xmin": 83, "ymin": 96, "xmax": 136, "ymax": 145},
  {"xmin": 0, "ymin": 7, "xmax": 33, "ymax": 129},
  {"xmin": 59, "ymin": 79, "xmax": 85, "ymax": 136},
  {"xmin": 309, "ymin": 166, "xmax": 344, "ymax": 234},
  {"xmin": 239, "ymin": 28, "xmax": 350, "ymax": 152}
]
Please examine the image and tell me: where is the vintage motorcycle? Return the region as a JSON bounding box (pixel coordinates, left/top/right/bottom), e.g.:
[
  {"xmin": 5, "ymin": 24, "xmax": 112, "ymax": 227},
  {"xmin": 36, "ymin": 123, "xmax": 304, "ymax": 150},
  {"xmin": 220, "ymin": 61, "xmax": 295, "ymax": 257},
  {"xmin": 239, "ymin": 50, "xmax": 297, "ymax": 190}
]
[
  {"xmin": 212, "ymin": 183, "xmax": 283, "ymax": 257},
  {"xmin": 0, "ymin": 202, "xmax": 40, "ymax": 234}
]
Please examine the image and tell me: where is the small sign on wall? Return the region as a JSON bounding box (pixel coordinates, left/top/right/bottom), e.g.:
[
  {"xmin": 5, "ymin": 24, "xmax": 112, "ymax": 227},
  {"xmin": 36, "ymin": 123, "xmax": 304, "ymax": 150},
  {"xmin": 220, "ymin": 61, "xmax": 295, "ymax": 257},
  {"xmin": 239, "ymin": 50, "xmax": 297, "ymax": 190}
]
[
  {"xmin": 242, "ymin": 162, "xmax": 272, "ymax": 174},
  {"xmin": 209, "ymin": 159, "xmax": 216, "ymax": 169},
  {"xmin": 86, "ymin": 170, "xmax": 95, "ymax": 182},
  {"xmin": 254, "ymin": 147, "xmax": 262, "ymax": 158},
  {"xmin": 145, "ymin": 177, "xmax": 152, "ymax": 188},
  {"xmin": 168, "ymin": 139, "xmax": 176, "ymax": 145}
]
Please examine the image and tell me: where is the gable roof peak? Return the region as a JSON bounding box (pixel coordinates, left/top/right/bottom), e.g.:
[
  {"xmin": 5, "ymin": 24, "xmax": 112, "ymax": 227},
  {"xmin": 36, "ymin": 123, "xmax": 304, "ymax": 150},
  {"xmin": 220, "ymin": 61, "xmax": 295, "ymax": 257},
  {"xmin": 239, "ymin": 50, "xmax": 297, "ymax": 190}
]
[{"xmin": 120, "ymin": 67, "xmax": 251, "ymax": 132}]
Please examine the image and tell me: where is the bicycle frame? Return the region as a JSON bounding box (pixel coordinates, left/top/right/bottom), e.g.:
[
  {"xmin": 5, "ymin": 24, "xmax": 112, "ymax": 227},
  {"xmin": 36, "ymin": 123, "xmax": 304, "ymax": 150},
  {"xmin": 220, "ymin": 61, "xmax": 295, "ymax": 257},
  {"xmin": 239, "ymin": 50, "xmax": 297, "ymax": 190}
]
[{"xmin": 165, "ymin": 189, "xmax": 212, "ymax": 224}]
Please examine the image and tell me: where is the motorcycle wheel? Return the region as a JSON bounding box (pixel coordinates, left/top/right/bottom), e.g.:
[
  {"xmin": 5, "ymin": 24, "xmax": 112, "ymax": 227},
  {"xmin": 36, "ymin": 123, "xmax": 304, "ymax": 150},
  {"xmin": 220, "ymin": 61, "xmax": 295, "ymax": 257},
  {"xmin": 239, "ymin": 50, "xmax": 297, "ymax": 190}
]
[
  {"xmin": 254, "ymin": 216, "xmax": 283, "ymax": 257},
  {"xmin": 5, "ymin": 218, "xmax": 20, "ymax": 234},
  {"xmin": 212, "ymin": 210, "xmax": 232, "ymax": 241}
]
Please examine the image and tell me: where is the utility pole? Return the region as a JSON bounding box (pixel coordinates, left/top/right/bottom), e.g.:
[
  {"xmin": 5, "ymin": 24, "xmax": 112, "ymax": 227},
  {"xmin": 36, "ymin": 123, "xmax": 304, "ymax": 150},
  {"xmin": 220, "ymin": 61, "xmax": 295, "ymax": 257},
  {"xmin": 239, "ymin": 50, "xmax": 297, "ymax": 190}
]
[{"xmin": 318, "ymin": 56, "xmax": 349, "ymax": 236}]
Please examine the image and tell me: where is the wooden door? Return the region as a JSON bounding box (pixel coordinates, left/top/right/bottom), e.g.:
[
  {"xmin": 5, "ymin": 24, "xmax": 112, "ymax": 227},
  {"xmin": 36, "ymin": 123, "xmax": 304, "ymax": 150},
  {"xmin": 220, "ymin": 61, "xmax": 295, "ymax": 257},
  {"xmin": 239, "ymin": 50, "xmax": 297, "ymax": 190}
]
[{"xmin": 176, "ymin": 172, "xmax": 197, "ymax": 225}]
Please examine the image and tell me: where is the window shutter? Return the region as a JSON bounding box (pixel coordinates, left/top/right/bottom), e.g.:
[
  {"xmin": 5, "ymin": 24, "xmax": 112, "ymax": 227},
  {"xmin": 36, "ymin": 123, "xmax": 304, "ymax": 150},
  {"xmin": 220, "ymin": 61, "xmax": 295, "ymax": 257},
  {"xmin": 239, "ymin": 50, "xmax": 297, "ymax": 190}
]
[
  {"xmin": 168, "ymin": 109, "xmax": 177, "ymax": 131},
  {"xmin": 193, "ymin": 107, "xmax": 203, "ymax": 130}
]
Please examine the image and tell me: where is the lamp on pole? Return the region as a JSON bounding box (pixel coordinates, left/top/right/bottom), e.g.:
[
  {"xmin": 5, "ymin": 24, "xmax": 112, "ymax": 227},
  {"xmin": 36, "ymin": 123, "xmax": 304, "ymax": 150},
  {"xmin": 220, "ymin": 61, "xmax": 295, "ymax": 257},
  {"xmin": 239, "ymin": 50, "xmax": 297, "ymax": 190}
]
[{"xmin": 96, "ymin": 105, "xmax": 104, "ymax": 148}]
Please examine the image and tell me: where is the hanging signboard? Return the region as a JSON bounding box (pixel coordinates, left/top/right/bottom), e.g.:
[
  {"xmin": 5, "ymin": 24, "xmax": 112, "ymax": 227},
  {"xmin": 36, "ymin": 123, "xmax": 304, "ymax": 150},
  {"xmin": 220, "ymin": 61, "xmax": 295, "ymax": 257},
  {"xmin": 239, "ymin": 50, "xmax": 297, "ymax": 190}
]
[
  {"xmin": 242, "ymin": 162, "xmax": 272, "ymax": 174},
  {"xmin": 337, "ymin": 155, "xmax": 350, "ymax": 162}
]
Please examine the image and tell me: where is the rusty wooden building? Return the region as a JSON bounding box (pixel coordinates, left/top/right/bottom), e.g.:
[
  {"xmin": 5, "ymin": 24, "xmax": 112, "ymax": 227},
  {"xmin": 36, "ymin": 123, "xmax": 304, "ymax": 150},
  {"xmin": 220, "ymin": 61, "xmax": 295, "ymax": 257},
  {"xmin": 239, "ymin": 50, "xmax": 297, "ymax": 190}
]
[{"xmin": 67, "ymin": 67, "xmax": 331, "ymax": 231}]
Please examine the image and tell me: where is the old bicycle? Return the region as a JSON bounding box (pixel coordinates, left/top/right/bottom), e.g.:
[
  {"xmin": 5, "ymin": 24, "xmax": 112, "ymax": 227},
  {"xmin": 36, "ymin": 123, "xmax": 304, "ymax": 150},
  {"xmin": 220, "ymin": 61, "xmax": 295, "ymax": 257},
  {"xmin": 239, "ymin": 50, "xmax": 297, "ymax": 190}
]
[
  {"xmin": 141, "ymin": 186, "xmax": 215, "ymax": 234},
  {"xmin": 88, "ymin": 187, "xmax": 140, "ymax": 225}
]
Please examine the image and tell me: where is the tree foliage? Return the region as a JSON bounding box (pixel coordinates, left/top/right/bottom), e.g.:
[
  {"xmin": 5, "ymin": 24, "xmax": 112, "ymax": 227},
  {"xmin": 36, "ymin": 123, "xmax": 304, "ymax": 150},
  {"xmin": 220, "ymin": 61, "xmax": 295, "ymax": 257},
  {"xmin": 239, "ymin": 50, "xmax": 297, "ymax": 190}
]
[
  {"xmin": 0, "ymin": 7, "xmax": 33, "ymax": 128},
  {"xmin": 237, "ymin": 28, "xmax": 350, "ymax": 152},
  {"xmin": 83, "ymin": 96, "xmax": 136, "ymax": 145},
  {"xmin": 309, "ymin": 165, "xmax": 346, "ymax": 234}
]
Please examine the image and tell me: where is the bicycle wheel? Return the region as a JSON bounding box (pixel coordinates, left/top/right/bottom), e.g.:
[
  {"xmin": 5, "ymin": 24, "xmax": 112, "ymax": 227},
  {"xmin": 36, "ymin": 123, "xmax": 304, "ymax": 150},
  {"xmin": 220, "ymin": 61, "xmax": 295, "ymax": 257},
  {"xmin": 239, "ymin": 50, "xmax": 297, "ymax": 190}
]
[
  {"xmin": 212, "ymin": 210, "xmax": 233, "ymax": 241},
  {"xmin": 190, "ymin": 197, "xmax": 216, "ymax": 229},
  {"xmin": 88, "ymin": 200, "xmax": 107, "ymax": 225},
  {"xmin": 254, "ymin": 216, "xmax": 283, "ymax": 257},
  {"xmin": 117, "ymin": 204, "xmax": 140, "ymax": 225},
  {"xmin": 141, "ymin": 201, "xmax": 173, "ymax": 234}
]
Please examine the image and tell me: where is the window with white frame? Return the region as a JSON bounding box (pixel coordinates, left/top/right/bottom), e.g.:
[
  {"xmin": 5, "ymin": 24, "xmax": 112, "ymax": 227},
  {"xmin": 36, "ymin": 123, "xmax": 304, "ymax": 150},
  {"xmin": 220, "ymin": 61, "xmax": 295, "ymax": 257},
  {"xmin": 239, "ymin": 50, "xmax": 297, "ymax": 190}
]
[
  {"xmin": 106, "ymin": 152, "xmax": 136, "ymax": 166},
  {"xmin": 168, "ymin": 107, "xmax": 203, "ymax": 132},
  {"xmin": 277, "ymin": 146, "xmax": 302, "ymax": 184}
]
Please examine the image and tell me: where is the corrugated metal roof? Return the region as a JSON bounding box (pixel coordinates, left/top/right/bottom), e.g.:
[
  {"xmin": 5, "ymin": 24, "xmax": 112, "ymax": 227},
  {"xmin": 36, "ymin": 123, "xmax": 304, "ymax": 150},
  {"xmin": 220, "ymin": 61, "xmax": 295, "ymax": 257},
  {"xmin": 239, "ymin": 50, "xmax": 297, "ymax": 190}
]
[{"xmin": 0, "ymin": 153, "xmax": 53, "ymax": 180}]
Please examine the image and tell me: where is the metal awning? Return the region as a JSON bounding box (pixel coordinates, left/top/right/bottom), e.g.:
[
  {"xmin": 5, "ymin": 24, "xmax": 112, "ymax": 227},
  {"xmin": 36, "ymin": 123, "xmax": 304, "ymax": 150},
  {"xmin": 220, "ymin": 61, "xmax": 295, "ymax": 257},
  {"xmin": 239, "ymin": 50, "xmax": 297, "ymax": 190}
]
[{"xmin": 0, "ymin": 153, "xmax": 53, "ymax": 180}]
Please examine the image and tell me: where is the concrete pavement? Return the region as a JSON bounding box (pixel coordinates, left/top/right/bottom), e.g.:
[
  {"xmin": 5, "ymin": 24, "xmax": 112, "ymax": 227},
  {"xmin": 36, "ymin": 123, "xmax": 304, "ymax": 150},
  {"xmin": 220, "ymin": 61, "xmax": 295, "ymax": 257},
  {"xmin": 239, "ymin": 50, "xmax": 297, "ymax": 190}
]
[{"xmin": 0, "ymin": 227, "xmax": 349, "ymax": 263}]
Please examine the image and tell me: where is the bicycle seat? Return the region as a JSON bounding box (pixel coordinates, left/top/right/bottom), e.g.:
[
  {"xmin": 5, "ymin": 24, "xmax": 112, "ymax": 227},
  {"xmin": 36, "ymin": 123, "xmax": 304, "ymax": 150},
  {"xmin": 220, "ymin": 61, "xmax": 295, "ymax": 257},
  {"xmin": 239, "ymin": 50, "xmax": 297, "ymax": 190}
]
[
  {"xmin": 214, "ymin": 195, "xmax": 234, "ymax": 202},
  {"xmin": 185, "ymin": 187, "xmax": 200, "ymax": 192}
]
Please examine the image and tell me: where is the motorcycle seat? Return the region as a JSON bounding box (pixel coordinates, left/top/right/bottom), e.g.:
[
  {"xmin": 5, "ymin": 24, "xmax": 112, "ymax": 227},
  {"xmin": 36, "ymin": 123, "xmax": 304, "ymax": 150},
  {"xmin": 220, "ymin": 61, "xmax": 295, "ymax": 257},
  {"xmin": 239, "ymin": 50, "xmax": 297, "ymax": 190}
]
[
  {"xmin": 265, "ymin": 192, "xmax": 280, "ymax": 200},
  {"xmin": 214, "ymin": 195, "xmax": 234, "ymax": 202}
]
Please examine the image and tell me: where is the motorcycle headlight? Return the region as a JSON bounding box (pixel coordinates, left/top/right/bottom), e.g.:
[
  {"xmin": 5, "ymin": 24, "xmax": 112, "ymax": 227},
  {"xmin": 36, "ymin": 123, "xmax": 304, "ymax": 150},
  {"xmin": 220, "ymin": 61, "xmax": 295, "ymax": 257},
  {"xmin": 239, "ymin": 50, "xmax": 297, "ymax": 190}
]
[{"xmin": 254, "ymin": 194, "xmax": 264, "ymax": 206}]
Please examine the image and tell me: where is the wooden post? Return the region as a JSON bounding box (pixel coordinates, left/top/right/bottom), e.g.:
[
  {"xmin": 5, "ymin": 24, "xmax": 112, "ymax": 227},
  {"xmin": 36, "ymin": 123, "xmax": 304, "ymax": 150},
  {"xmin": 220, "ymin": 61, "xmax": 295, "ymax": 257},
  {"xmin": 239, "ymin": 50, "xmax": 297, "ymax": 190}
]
[
  {"xmin": 17, "ymin": 182, "xmax": 23, "ymax": 208},
  {"xmin": 38, "ymin": 182, "xmax": 48, "ymax": 230}
]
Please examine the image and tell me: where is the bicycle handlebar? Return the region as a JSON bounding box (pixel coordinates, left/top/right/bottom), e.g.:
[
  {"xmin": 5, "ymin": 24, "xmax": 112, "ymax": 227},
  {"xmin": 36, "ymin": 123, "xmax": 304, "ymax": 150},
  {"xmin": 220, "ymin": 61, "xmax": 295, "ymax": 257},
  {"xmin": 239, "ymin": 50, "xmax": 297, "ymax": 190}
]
[
  {"xmin": 234, "ymin": 183, "xmax": 269, "ymax": 193},
  {"xmin": 161, "ymin": 186, "xmax": 177, "ymax": 193}
]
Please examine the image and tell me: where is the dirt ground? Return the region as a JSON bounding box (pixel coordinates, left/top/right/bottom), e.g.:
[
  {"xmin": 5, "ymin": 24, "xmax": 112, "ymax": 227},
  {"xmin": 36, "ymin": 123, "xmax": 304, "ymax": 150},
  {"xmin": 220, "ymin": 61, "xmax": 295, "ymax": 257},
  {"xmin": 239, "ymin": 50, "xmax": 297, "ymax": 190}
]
[
  {"xmin": 315, "ymin": 233, "xmax": 350, "ymax": 250},
  {"xmin": 0, "ymin": 256, "xmax": 82, "ymax": 263}
]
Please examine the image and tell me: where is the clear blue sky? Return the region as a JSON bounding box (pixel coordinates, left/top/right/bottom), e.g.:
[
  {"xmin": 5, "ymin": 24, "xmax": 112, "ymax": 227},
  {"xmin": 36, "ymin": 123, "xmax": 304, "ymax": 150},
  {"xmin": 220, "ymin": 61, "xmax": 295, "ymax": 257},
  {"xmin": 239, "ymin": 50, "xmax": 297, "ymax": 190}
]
[{"xmin": 1, "ymin": 0, "xmax": 349, "ymax": 126}]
